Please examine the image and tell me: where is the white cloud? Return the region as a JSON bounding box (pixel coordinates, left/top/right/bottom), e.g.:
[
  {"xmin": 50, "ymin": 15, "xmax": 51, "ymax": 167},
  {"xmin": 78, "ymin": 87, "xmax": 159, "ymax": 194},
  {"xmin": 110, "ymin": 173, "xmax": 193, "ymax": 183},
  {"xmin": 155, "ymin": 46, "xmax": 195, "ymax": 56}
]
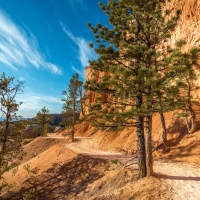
[
  {"xmin": 0, "ymin": 10, "xmax": 62, "ymax": 75},
  {"xmin": 60, "ymin": 22, "xmax": 96, "ymax": 70},
  {"xmin": 16, "ymin": 93, "xmax": 63, "ymax": 117}
]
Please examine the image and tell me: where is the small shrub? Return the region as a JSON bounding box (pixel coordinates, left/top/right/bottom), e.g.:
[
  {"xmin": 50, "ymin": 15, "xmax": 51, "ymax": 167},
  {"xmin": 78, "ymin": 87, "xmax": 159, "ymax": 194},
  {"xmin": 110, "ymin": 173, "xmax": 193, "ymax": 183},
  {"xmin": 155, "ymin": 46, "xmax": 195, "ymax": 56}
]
[
  {"xmin": 23, "ymin": 164, "xmax": 37, "ymax": 175},
  {"xmin": 111, "ymin": 159, "xmax": 118, "ymax": 164},
  {"xmin": 105, "ymin": 164, "xmax": 110, "ymax": 171},
  {"xmin": 43, "ymin": 123, "xmax": 52, "ymax": 135},
  {"xmin": 23, "ymin": 188, "xmax": 40, "ymax": 200}
]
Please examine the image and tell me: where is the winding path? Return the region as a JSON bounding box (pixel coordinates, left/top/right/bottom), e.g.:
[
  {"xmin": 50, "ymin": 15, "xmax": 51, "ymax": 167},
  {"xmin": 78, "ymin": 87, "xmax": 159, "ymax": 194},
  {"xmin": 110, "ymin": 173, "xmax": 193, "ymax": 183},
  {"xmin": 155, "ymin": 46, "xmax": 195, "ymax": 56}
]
[
  {"xmin": 47, "ymin": 134, "xmax": 200, "ymax": 200},
  {"xmin": 66, "ymin": 137, "xmax": 137, "ymax": 164}
]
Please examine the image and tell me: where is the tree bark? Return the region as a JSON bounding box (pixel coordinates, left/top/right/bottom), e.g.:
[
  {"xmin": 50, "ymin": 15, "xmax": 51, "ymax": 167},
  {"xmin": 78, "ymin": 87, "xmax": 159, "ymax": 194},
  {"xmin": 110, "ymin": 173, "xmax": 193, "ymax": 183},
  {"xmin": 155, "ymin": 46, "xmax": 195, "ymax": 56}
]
[
  {"xmin": 72, "ymin": 99, "xmax": 76, "ymax": 142},
  {"xmin": 136, "ymin": 115, "xmax": 146, "ymax": 178},
  {"xmin": 145, "ymin": 115, "xmax": 153, "ymax": 176},
  {"xmin": 159, "ymin": 112, "xmax": 167, "ymax": 146},
  {"xmin": 188, "ymin": 104, "xmax": 196, "ymax": 134},
  {"xmin": 79, "ymin": 85, "xmax": 85, "ymax": 116},
  {"xmin": 71, "ymin": 125, "xmax": 75, "ymax": 142},
  {"xmin": 0, "ymin": 111, "xmax": 10, "ymax": 168},
  {"xmin": 186, "ymin": 79, "xmax": 196, "ymax": 134},
  {"xmin": 136, "ymin": 93, "xmax": 146, "ymax": 179}
]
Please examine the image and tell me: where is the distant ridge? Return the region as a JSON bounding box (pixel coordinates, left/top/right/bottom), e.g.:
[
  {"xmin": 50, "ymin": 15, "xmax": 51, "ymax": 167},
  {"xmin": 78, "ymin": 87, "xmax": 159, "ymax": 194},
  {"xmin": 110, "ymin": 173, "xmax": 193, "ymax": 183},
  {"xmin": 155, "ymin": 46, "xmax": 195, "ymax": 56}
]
[{"xmin": 0, "ymin": 117, "xmax": 30, "ymax": 122}]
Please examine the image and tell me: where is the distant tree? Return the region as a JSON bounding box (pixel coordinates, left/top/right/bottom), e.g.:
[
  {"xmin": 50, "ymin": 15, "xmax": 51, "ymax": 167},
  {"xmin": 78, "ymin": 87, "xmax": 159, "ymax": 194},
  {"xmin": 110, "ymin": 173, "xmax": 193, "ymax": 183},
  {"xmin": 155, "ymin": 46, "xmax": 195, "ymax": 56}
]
[
  {"xmin": 36, "ymin": 107, "xmax": 53, "ymax": 136},
  {"xmin": 62, "ymin": 73, "xmax": 83, "ymax": 141},
  {"xmin": 0, "ymin": 73, "xmax": 25, "ymax": 193},
  {"xmin": 43, "ymin": 123, "xmax": 53, "ymax": 135},
  {"xmin": 183, "ymin": 78, "xmax": 197, "ymax": 134},
  {"xmin": 78, "ymin": 79, "xmax": 85, "ymax": 117},
  {"xmin": 170, "ymin": 41, "xmax": 200, "ymax": 134}
]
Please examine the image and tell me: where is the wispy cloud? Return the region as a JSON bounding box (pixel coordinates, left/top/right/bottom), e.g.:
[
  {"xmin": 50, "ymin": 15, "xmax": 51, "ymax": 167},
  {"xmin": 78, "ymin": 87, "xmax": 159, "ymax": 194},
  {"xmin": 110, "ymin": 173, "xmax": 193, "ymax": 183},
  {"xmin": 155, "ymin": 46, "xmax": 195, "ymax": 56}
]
[
  {"xmin": 72, "ymin": 66, "xmax": 84, "ymax": 78},
  {"xmin": 17, "ymin": 93, "xmax": 62, "ymax": 117},
  {"xmin": 0, "ymin": 10, "xmax": 62, "ymax": 75},
  {"xmin": 60, "ymin": 22, "xmax": 96, "ymax": 74}
]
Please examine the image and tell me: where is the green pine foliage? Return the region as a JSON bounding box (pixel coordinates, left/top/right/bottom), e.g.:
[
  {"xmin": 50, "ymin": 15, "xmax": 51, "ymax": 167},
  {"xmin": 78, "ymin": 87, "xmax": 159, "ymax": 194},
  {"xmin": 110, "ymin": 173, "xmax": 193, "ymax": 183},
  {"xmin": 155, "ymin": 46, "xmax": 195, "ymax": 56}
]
[
  {"xmin": 86, "ymin": 0, "xmax": 199, "ymax": 178},
  {"xmin": 62, "ymin": 73, "xmax": 83, "ymax": 141},
  {"xmin": 87, "ymin": 0, "xmax": 181, "ymax": 128},
  {"xmin": 0, "ymin": 73, "xmax": 25, "ymax": 194},
  {"xmin": 36, "ymin": 107, "xmax": 53, "ymax": 136}
]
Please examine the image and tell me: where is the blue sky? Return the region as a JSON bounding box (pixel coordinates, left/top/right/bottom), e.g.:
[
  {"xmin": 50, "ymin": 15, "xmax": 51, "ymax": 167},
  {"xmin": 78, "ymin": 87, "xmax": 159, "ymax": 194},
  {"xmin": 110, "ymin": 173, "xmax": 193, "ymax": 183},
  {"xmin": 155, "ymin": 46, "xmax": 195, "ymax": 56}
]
[{"xmin": 0, "ymin": 0, "xmax": 108, "ymax": 118}]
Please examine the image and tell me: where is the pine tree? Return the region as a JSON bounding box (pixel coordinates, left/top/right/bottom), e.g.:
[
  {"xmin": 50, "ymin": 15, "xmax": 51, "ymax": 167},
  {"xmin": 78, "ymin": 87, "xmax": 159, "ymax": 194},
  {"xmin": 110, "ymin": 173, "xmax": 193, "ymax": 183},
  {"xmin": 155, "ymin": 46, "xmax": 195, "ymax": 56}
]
[
  {"xmin": 85, "ymin": 0, "xmax": 195, "ymax": 178},
  {"xmin": 168, "ymin": 41, "xmax": 200, "ymax": 134},
  {"xmin": 62, "ymin": 73, "xmax": 83, "ymax": 141},
  {"xmin": 0, "ymin": 73, "xmax": 25, "ymax": 193},
  {"xmin": 36, "ymin": 106, "xmax": 53, "ymax": 136}
]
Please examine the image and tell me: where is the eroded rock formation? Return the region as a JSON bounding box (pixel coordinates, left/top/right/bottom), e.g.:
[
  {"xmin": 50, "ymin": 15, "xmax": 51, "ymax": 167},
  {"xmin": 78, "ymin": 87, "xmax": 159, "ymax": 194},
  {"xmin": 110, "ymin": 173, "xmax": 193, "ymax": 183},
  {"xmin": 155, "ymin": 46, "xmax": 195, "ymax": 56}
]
[
  {"xmin": 84, "ymin": 66, "xmax": 108, "ymax": 115},
  {"xmin": 84, "ymin": 0, "xmax": 200, "ymax": 114},
  {"xmin": 166, "ymin": 0, "xmax": 200, "ymax": 50}
]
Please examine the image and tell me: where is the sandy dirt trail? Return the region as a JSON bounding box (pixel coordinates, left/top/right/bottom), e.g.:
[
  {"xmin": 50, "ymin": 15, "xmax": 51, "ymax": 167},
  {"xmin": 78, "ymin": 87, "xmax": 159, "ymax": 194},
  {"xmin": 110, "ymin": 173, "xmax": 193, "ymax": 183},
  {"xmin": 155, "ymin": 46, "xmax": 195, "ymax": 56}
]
[
  {"xmin": 66, "ymin": 137, "xmax": 137, "ymax": 164},
  {"xmin": 65, "ymin": 137, "xmax": 200, "ymax": 200},
  {"xmin": 155, "ymin": 161, "xmax": 200, "ymax": 200}
]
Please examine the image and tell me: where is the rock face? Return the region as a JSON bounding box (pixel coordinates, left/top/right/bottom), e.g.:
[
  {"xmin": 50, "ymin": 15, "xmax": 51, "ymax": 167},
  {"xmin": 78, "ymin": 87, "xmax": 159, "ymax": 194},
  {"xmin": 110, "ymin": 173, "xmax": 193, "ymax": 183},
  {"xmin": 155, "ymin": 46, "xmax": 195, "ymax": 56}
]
[
  {"xmin": 84, "ymin": 66, "xmax": 107, "ymax": 115},
  {"xmin": 84, "ymin": 66, "xmax": 98, "ymax": 108},
  {"xmin": 165, "ymin": 0, "xmax": 200, "ymax": 51},
  {"xmin": 164, "ymin": 0, "xmax": 200, "ymax": 98},
  {"xmin": 84, "ymin": 0, "xmax": 200, "ymax": 113}
]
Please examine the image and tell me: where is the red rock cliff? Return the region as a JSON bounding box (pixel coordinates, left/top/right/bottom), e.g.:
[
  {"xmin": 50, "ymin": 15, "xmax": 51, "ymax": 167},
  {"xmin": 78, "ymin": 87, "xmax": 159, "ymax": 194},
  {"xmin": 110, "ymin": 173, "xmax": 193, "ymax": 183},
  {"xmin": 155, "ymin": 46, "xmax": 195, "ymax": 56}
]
[{"xmin": 84, "ymin": 0, "xmax": 200, "ymax": 114}]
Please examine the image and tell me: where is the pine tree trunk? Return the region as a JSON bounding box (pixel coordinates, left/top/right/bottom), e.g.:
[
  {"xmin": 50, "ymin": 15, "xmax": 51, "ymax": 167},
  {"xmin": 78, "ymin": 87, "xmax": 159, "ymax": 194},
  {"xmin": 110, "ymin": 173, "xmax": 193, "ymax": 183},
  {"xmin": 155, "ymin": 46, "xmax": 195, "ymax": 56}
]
[
  {"xmin": 188, "ymin": 104, "xmax": 196, "ymax": 134},
  {"xmin": 184, "ymin": 107, "xmax": 190, "ymax": 133},
  {"xmin": 136, "ymin": 94, "xmax": 146, "ymax": 179},
  {"xmin": 71, "ymin": 124, "xmax": 75, "ymax": 142},
  {"xmin": 145, "ymin": 115, "xmax": 153, "ymax": 176},
  {"xmin": 159, "ymin": 112, "xmax": 167, "ymax": 146},
  {"xmin": 0, "ymin": 114, "xmax": 9, "ymax": 167},
  {"xmin": 136, "ymin": 116, "xmax": 146, "ymax": 178},
  {"xmin": 72, "ymin": 99, "xmax": 76, "ymax": 142},
  {"xmin": 186, "ymin": 79, "xmax": 196, "ymax": 134},
  {"xmin": 71, "ymin": 113, "xmax": 75, "ymax": 142}
]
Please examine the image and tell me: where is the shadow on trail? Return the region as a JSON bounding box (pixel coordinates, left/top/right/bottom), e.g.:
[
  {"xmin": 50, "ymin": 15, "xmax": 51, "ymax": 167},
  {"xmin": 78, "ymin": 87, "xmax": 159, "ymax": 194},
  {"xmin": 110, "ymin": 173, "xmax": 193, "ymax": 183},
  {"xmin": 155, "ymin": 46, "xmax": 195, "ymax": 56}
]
[
  {"xmin": 4, "ymin": 155, "xmax": 107, "ymax": 200},
  {"xmin": 81, "ymin": 153, "xmax": 138, "ymax": 165},
  {"xmin": 155, "ymin": 173, "xmax": 200, "ymax": 181}
]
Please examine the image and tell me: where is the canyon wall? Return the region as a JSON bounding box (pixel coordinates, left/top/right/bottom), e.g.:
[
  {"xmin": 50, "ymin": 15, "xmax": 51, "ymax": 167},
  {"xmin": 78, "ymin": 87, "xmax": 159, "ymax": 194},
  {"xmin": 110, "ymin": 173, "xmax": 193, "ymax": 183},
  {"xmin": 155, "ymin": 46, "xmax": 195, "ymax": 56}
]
[
  {"xmin": 84, "ymin": 0, "xmax": 200, "ymax": 113},
  {"xmin": 84, "ymin": 66, "xmax": 108, "ymax": 115},
  {"xmin": 84, "ymin": 66, "xmax": 98, "ymax": 115},
  {"xmin": 165, "ymin": 0, "xmax": 200, "ymax": 98},
  {"xmin": 166, "ymin": 0, "xmax": 200, "ymax": 51}
]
